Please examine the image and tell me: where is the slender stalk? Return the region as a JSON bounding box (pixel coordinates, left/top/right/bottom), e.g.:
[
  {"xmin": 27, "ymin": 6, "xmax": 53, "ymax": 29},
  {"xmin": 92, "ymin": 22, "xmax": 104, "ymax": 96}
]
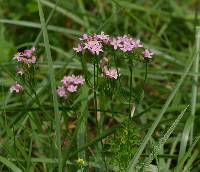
[
  {"xmin": 37, "ymin": 1, "xmax": 62, "ymax": 171},
  {"xmin": 144, "ymin": 61, "xmax": 148, "ymax": 86},
  {"xmin": 93, "ymin": 61, "xmax": 98, "ymax": 128},
  {"xmin": 190, "ymin": 26, "xmax": 200, "ymax": 142},
  {"xmin": 128, "ymin": 60, "xmax": 133, "ymax": 118},
  {"xmin": 94, "ymin": 60, "xmax": 108, "ymax": 170}
]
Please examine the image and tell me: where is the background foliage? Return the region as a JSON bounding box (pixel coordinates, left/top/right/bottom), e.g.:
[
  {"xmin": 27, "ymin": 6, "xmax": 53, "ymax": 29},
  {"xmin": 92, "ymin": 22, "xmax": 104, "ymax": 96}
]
[{"xmin": 0, "ymin": 0, "xmax": 200, "ymax": 171}]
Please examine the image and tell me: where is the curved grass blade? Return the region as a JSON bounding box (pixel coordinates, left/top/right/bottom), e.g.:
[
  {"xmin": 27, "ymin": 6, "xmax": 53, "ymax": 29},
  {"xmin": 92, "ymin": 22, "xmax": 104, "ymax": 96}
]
[
  {"xmin": 37, "ymin": 0, "xmax": 62, "ymax": 171},
  {"xmin": 0, "ymin": 19, "xmax": 81, "ymax": 37}
]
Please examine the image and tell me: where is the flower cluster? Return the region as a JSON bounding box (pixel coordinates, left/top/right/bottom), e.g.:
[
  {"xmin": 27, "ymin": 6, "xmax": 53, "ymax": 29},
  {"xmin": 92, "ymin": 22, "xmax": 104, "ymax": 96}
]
[
  {"xmin": 10, "ymin": 47, "xmax": 37, "ymax": 94},
  {"xmin": 13, "ymin": 47, "xmax": 37, "ymax": 66},
  {"xmin": 73, "ymin": 32, "xmax": 154, "ymax": 59},
  {"xmin": 10, "ymin": 82, "xmax": 23, "ymax": 93},
  {"xmin": 110, "ymin": 35, "xmax": 143, "ymax": 52},
  {"xmin": 57, "ymin": 75, "xmax": 85, "ymax": 98},
  {"xmin": 73, "ymin": 32, "xmax": 109, "ymax": 55},
  {"xmin": 100, "ymin": 57, "xmax": 120, "ymax": 79}
]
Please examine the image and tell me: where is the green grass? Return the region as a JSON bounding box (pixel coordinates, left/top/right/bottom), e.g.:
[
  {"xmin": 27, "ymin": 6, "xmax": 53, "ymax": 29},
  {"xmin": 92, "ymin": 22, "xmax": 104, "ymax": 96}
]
[
  {"xmin": 37, "ymin": 0, "xmax": 62, "ymax": 171},
  {"xmin": 0, "ymin": 0, "xmax": 200, "ymax": 171}
]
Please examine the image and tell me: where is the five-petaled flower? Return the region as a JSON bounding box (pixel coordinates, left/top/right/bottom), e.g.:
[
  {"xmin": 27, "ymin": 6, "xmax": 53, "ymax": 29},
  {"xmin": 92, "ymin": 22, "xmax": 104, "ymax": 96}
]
[{"xmin": 103, "ymin": 68, "xmax": 119, "ymax": 79}]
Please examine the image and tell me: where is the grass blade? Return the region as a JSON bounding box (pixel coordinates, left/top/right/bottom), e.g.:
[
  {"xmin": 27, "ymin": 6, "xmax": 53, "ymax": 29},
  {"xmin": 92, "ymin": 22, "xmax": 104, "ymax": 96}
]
[
  {"xmin": 77, "ymin": 86, "xmax": 89, "ymax": 160},
  {"xmin": 142, "ymin": 106, "xmax": 188, "ymax": 171},
  {"xmin": 175, "ymin": 135, "xmax": 200, "ymax": 172},
  {"xmin": 40, "ymin": 0, "xmax": 85, "ymax": 26},
  {"xmin": 69, "ymin": 124, "xmax": 120, "ymax": 158},
  {"xmin": 0, "ymin": 19, "xmax": 81, "ymax": 36},
  {"xmin": 0, "ymin": 156, "xmax": 22, "ymax": 172},
  {"xmin": 183, "ymin": 149, "xmax": 199, "ymax": 172},
  {"xmin": 178, "ymin": 26, "xmax": 200, "ymax": 164},
  {"xmin": 190, "ymin": 26, "xmax": 200, "ymax": 141},
  {"xmin": 178, "ymin": 115, "xmax": 193, "ymax": 163},
  {"xmin": 37, "ymin": 1, "xmax": 62, "ymax": 171},
  {"xmin": 34, "ymin": 0, "xmax": 60, "ymax": 46}
]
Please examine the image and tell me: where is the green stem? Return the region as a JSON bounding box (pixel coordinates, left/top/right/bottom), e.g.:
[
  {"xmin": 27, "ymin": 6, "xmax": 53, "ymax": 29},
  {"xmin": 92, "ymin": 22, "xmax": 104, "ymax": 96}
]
[
  {"xmin": 93, "ymin": 61, "xmax": 98, "ymax": 128},
  {"xmin": 128, "ymin": 59, "xmax": 133, "ymax": 118}
]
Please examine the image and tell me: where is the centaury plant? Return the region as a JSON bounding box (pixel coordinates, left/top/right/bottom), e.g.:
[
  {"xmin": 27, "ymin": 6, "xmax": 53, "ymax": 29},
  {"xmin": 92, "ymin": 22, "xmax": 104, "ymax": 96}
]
[{"xmin": 1, "ymin": 1, "xmax": 200, "ymax": 172}]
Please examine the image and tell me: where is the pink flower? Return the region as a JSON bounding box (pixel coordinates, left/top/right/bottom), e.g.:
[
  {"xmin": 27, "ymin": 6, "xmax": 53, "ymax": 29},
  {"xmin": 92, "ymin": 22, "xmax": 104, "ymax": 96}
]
[
  {"xmin": 13, "ymin": 52, "xmax": 23, "ymax": 61},
  {"xmin": 110, "ymin": 38, "xmax": 122, "ymax": 50},
  {"xmin": 96, "ymin": 32, "xmax": 109, "ymax": 41},
  {"xmin": 58, "ymin": 75, "xmax": 85, "ymax": 98},
  {"xmin": 57, "ymin": 86, "xmax": 67, "ymax": 97},
  {"xmin": 120, "ymin": 42, "xmax": 134, "ymax": 52},
  {"xmin": 24, "ymin": 50, "xmax": 32, "ymax": 57},
  {"xmin": 84, "ymin": 40, "xmax": 103, "ymax": 55},
  {"xmin": 142, "ymin": 49, "xmax": 154, "ymax": 58},
  {"xmin": 79, "ymin": 33, "xmax": 90, "ymax": 41},
  {"xmin": 73, "ymin": 75, "xmax": 85, "ymax": 85},
  {"xmin": 109, "ymin": 35, "xmax": 144, "ymax": 52},
  {"xmin": 10, "ymin": 82, "xmax": 23, "ymax": 93},
  {"xmin": 103, "ymin": 68, "xmax": 119, "ymax": 79},
  {"xmin": 73, "ymin": 44, "xmax": 83, "ymax": 53},
  {"xmin": 62, "ymin": 75, "xmax": 85, "ymax": 86},
  {"xmin": 61, "ymin": 75, "xmax": 74, "ymax": 86},
  {"xmin": 24, "ymin": 47, "xmax": 36, "ymax": 57},
  {"xmin": 28, "ymin": 56, "xmax": 36, "ymax": 64},
  {"xmin": 67, "ymin": 84, "xmax": 78, "ymax": 92}
]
